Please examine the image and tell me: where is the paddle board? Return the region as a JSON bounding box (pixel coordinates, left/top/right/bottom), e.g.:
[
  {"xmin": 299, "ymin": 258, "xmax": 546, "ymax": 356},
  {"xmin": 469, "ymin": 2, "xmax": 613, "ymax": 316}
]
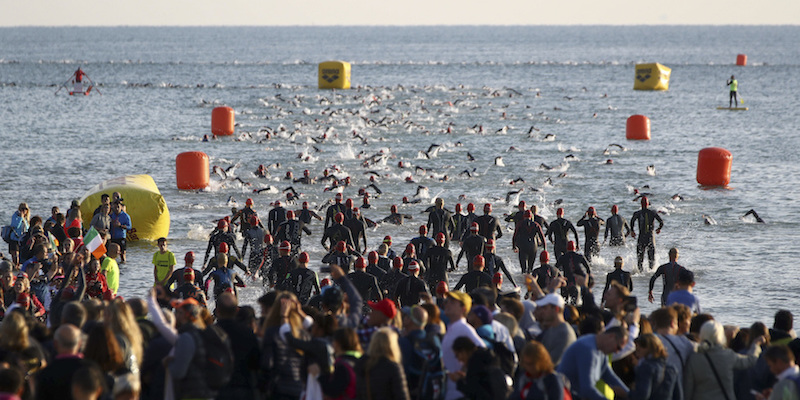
[
  {"xmin": 69, "ymin": 86, "xmax": 93, "ymax": 96},
  {"xmin": 716, "ymin": 106, "xmax": 748, "ymax": 111}
]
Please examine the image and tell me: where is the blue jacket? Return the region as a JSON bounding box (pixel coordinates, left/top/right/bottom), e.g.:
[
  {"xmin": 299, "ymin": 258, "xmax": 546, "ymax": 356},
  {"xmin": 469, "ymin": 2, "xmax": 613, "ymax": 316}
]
[
  {"xmin": 110, "ymin": 211, "xmax": 131, "ymax": 239},
  {"xmin": 10, "ymin": 211, "xmax": 27, "ymax": 241},
  {"xmin": 556, "ymin": 334, "xmax": 628, "ymax": 400}
]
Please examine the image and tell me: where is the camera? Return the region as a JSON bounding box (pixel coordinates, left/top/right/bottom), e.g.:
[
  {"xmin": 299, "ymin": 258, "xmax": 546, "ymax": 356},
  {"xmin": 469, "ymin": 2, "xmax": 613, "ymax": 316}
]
[{"xmin": 623, "ymin": 295, "xmax": 638, "ymax": 313}]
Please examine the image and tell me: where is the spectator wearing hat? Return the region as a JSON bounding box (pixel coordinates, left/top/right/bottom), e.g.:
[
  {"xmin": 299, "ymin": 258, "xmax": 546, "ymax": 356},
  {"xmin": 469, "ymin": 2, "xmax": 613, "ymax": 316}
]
[
  {"xmin": 534, "ymin": 293, "xmax": 576, "ymax": 365},
  {"xmin": 467, "ymin": 305, "xmax": 495, "ymax": 348},
  {"xmin": 667, "ymin": 268, "xmax": 701, "ymax": 314},
  {"xmin": 321, "ymin": 265, "xmax": 363, "ymax": 329},
  {"xmin": 392, "ymin": 261, "xmax": 429, "ymax": 308},
  {"xmin": 441, "ymin": 291, "xmax": 485, "ymax": 400},
  {"xmin": 357, "ymin": 298, "xmax": 398, "ymax": 348},
  {"xmin": 282, "ymin": 252, "xmax": 320, "ymax": 305},
  {"xmin": 453, "ymin": 255, "xmax": 492, "ymax": 293}
]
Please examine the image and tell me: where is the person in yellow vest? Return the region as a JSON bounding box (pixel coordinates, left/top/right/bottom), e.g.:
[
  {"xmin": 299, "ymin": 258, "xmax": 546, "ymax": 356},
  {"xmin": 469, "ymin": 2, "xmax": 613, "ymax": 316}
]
[{"xmin": 727, "ymin": 75, "xmax": 739, "ymax": 108}]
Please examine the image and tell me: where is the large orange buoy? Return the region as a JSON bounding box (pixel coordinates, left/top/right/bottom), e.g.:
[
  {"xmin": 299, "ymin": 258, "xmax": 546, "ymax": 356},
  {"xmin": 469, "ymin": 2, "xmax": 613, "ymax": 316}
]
[
  {"xmin": 211, "ymin": 106, "xmax": 234, "ymax": 136},
  {"xmin": 736, "ymin": 54, "xmax": 747, "ymax": 66},
  {"xmin": 626, "ymin": 115, "xmax": 651, "ymax": 140},
  {"xmin": 176, "ymin": 151, "xmax": 209, "ymax": 189},
  {"xmin": 697, "ymin": 147, "xmax": 732, "ymax": 186}
]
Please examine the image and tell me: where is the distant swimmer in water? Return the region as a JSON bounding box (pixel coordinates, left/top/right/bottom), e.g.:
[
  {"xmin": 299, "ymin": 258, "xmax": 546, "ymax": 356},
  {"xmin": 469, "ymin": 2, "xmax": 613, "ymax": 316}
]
[
  {"xmin": 702, "ymin": 214, "xmax": 717, "ymax": 225},
  {"xmin": 743, "ymin": 209, "xmax": 765, "ymax": 223},
  {"xmin": 379, "ymin": 205, "xmax": 413, "ymax": 225},
  {"xmin": 726, "ymin": 75, "xmax": 739, "ymax": 108}
]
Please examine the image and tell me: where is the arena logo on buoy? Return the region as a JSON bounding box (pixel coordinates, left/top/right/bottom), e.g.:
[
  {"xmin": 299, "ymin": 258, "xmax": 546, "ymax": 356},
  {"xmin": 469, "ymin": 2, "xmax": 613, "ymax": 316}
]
[
  {"xmin": 636, "ymin": 68, "xmax": 652, "ymax": 83},
  {"xmin": 321, "ymin": 68, "xmax": 340, "ymax": 83}
]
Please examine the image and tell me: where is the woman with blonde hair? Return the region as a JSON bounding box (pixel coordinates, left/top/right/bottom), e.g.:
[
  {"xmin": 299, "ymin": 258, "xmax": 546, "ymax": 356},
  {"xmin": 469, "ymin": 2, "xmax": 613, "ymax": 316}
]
[
  {"xmin": 105, "ymin": 298, "xmax": 144, "ymax": 375},
  {"xmin": 684, "ymin": 319, "xmax": 764, "ymax": 400},
  {"xmin": 630, "ymin": 333, "xmax": 679, "ymax": 400},
  {"xmin": 260, "ymin": 291, "xmax": 310, "ymax": 399},
  {"xmin": 355, "ymin": 327, "xmax": 410, "ymax": 400},
  {"xmin": 0, "ymin": 310, "xmax": 47, "ymax": 375}
]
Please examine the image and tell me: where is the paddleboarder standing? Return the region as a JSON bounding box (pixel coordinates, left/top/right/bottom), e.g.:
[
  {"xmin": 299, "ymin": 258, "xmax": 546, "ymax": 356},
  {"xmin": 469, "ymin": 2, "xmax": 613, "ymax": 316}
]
[
  {"xmin": 727, "ymin": 75, "xmax": 738, "ymax": 108},
  {"xmin": 73, "ymin": 68, "xmax": 86, "ymax": 94}
]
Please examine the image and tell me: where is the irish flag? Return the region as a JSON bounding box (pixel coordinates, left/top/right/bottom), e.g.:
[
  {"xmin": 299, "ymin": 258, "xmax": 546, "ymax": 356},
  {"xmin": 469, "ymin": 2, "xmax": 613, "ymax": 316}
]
[{"xmin": 84, "ymin": 227, "xmax": 107, "ymax": 260}]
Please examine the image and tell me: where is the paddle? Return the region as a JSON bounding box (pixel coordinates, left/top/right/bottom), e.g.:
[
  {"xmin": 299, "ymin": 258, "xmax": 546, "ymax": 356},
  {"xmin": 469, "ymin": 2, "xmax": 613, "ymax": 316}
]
[
  {"xmin": 54, "ymin": 76, "xmax": 72, "ymax": 95},
  {"xmin": 83, "ymin": 74, "xmax": 102, "ymax": 95}
]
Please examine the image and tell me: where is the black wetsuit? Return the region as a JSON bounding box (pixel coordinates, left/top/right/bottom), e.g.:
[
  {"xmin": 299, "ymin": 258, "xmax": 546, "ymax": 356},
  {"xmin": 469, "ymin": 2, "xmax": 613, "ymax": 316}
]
[
  {"xmin": 321, "ymin": 251, "xmax": 353, "ymax": 273},
  {"xmin": 410, "ymin": 235, "xmax": 436, "ymax": 261},
  {"xmin": 275, "ymin": 219, "xmax": 307, "ymax": 257},
  {"xmin": 555, "ymin": 251, "xmax": 590, "ymax": 305},
  {"xmin": 604, "ymin": 214, "xmax": 630, "ymax": 246},
  {"xmin": 393, "ymin": 275, "xmax": 429, "ymax": 307},
  {"xmin": 376, "ymin": 255, "xmax": 392, "ymax": 272},
  {"xmin": 298, "ymin": 208, "xmax": 322, "ymax": 226},
  {"xmin": 424, "ymin": 245, "xmax": 455, "ymax": 291},
  {"xmin": 504, "ymin": 210, "xmax": 526, "ymax": 226},
  {"xmin": 283, "ymin": 267, "xmax": 320, "ymax": 305},
  {"xmin": 324, "ymin": 202, "xmax": 348, "ymax": 230},
  {"xmin": 402, "ymin": 257, "xmax": 426, "ymax": 276},
  {"xmin": 483, "ymin": 253, "xmax": 516, "ymax": 287},
  {"xmin": 631, "ymin": 208, "xmax": 664, "ymax": 271},
  {"xmin": 366, "ymin": 263, "xmax": 388, "ymax": 283},
  {"xmin": 166, "ymin": 267, "xmax": 203, "ymax": 289},
  {"xmin": 269, "ymin": 255, "xmax": 297, "ymax": 288},
  {"xmin": 203, "ymin": 230, "xmax": 241, "ymax": 266},
  {"xmin": 267, "ymin": 206, "xmax": 287, "ymax": 235},
  {"xmin": 348, "ymin": 270, "xmax": 383, "ymax": 309},
  {"xmin": 343, "ymin": 217, "xmax": 368, "ymax": 253},
  {"xmin": 603, "ymin": 269, "xmax": 633, "ymax": 301},
  {"xmin": 235, "ymin": 206, "xmax": 258, "ymax": 233},
  {"xmin": 648, "ymin": 261, "xmax": 684, "ymax": 306},
  {"xmin": 576, "ymin": 216, "xmax": 604, "ymax": 262},
  {"xmin": 320, "ymin": 224, "xmax": 355, "ymax": 251},
  {"xmin": 242, "ymin": 226, "xmax": 267, "ymax": 273},
  {"xmin": 454, "ymin": 270, "xmax": 493, "ymax": 293},
  {"xmin": 201, "ymin": 256, "xmax": 248, "ymax": 279},
  {"xmin": 546, "ymin": 217, "xmax": 578, "ymax": 260},
  {"xmin": 427, "ymin": 207, "xmax": 455, "ymax": 248},
  {"xmin": 531, "ymin": 263, "xmax": 560, "ymax": 290},
  {"xmin": 381, "ymin": 270, "xmax": 408, "ymax": 298},
  {"xmin": 474, "ymin": 214, "xmax": 502, "ymax": 241},
  {"xmin": 456, "ymin": 233, "xmax": 486, "ymax": 270},
  {"xmin": 172, "ymin": 282, "xmax": 206, "ymax": 306},
  {"xmin": 513, "ymin": 219, "xmax": 546, "ymax": 274}
]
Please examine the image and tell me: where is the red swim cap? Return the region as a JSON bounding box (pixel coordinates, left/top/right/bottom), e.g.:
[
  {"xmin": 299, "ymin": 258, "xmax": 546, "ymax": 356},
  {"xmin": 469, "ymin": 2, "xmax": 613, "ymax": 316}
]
[
  {"xmin": 524, "ymin": 210, "xmax": 532, "ymax": 219},
  {"xmin": 567, "ymin": 241, "xmax": 576, "ymax": 251},
  {"xmin": 383, "ymin": 235, "xmax": 392, "ymax": 244},
  {"xmin": 467, "ymin": 203, "xmax": 475, "ymax": 212},
  {"xmin": 486, "ymin": 239, "xmax": 495, "ymax": 249},
  {"xmin": 217, "ymin": 219, "xmax": 228, "ymax": 230},
  {"xmin": 320, "ymin": 278, "xmax": 332, "ymax": 287},
  {"xmin": 245, "ymin": 198, "xmax": 254, "ymax": 206},
  {"xmin": 436, "ymin": 281, "xmax": 449, "ymax": 296},
  {"xmin": 298, "ymin": 252, "xmax": 310, "ymax": 263},
  {"xmin": 183, "ymin": 268, "xmax": 195, "ymax": 281},
  {"xmin": 355, "ymin": 257, "xmax": 366, "ymax": 270},
  {"xmin": 436, "ymin": 232, "xmax": 446, "ymax": 243},
  {"xmin": 419, "ymin": 225, "xmax": 427, "ymax": 235},
  {"xmin": 368, "ymin": 251, "xmax": 379, "ymax": 264},
  {"xmin": 473, "ymin": 255, "xmax": 485, "ymax": 267},
  {"xmin": 286, "ymin": 210, "xmax": 295, "ymax": 220},
  {"xmin": 184, "ymin": 251, "xmax": 195, "ymax": 262},
  {"xmin": 470, "ymin": 222, "xmax": 479, "ymax": 232},
  {"xmin": 405, "ymin": 243, "xmax": 416, "ymax": 255},
  {"xmin": 336, "ymin": 241, "xmax": 347, "ymax": 252},
  {"xmin": 493, "ymin": 272, "xmax": 503, "ymax": 285},
  {"xmin": 390, "ymin": 205, "xmax": 398, "ymax": 213},
  {"xmin": 335, "ymin": 193, "xmax": 343, "ymax": 201},
  {"xmin": 556, "ymin": 208, "xmax": 564, "ymax": 216},
  {"xmin": 303, "ymin": 201, "xmax": 309, "ymax": 209},
  {"xmin": 218, "ymin": 242, "xmax": 229, "ymax": 253},
  {"xmin": 611, "ymin": 204, "xmax": 618, "ymax": 214},
  {"xmin": 334, "ymin": 212, "xmax": 345, "ymax": 223},
  {"xmin": 249, "ymin": 215, "xmax": 259, "ymax": 226},
  {"xmin": 279, "ymin": 240, "xmax": 291, "ymax": 251},
  {"xmin": 455, "ymin": 203, "xmax": 462, "ymax": 212},
  {"xmin": 393, "ymin": 257, "xmax": 403, "ymax": 270},
  {"xmin": 484, "ymin": 203, "xmax": 492, "ymax": 213},
  {"xmin": 540, "ymin": 250, "xmax": 550, "ymax": 263},
  {"xmin": 263, "ymin": 233, "xmax": 274, "ymax": 244}
]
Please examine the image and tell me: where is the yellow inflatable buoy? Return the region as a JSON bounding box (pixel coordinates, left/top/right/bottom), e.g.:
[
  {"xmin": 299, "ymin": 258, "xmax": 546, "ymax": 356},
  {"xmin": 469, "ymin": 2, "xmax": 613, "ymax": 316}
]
[
  {"xmin": 318, "ymin": 61, "xmax": 351, "ymax": 89},
  {"xmin": 79, "ymin": 175, "xmax": 170, "ymax": 241},
  {"xmin": 634, "ymin": 63, "xmax": 671, "ymax": 91}
]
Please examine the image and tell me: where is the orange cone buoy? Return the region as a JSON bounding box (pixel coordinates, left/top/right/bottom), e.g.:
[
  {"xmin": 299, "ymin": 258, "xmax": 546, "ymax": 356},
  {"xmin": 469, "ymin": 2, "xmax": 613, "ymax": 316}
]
[
  {"xmin": 176, "ymin": 151, "xmax": 210, "ymax": 189},
  {"xmin": 736, "ymin": 54, "xmax": 747, "ymax": 66},
  {"xmin": 211, "ymin": 106, "xmax": 234, "ymax": 136},
  {"xmin": 626, "ymin": 115, "xmax": 651, "ymax": 140},
  {"xmin": 696, "ymin": 147, "xmax": 732, "ymax": 186}
]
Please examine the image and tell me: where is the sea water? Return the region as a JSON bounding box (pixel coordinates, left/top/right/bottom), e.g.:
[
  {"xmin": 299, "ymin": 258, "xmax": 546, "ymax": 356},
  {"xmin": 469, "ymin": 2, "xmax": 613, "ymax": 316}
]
[{"xmin": 1, "ymin": 26, "xmax": 799, "ymax": 326}]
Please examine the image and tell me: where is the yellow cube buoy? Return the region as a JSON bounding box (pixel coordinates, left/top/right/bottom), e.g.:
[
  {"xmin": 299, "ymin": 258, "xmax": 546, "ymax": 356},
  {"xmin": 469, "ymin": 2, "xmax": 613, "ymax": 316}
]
[
  {"xmin": 318, "ymin": 61, "xmax": 351, "ymax": 89},
  {"xmin": 634, "ymin": 63, "xmax": 671, "ymax": 91}
]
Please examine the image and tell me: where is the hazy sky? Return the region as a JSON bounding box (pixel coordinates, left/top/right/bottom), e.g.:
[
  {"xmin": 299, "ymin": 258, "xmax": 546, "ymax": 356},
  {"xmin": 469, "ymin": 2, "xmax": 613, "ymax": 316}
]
[{"xmin": 3, "ymin": 0, "xmax": 799, "ymax": 26}]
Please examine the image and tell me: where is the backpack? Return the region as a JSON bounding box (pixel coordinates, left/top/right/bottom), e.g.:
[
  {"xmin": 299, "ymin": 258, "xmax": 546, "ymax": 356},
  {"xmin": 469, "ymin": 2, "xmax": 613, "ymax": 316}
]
[
  {"xmin": 486, "ymin": 366, "xmax": 513, "ymax": 399},
  {"xmin": 407, "ymin": 332, "xmax": 446, "ymax": 400},
  {"xmin": 331, "ymin": 357, "xmax": 357, "ymax": 400},
  {"xmin": 491, "ymin": 339, "xmax": 518, "ymax": 377},
  {"xmin": 1, "ymin": 226, "xmax": 11, "ymax": 243},
  {"xmin": 190, "ymin": 325, "xmax": 235, "ymax": 390},
  {"xmin": 534, "ymin": 373, "xmax": 573, "ymax": 400}
]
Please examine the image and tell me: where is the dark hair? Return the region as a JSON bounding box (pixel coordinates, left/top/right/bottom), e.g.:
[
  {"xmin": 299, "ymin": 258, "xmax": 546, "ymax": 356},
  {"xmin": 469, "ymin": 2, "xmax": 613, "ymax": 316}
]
[
  {"xmin": 61, "ymin": 302, "xmax": 88, "ymax": 329},
  {"xmin": 67, "ymin": 227, "xmax": 81, "ymax": 238},
  {"xmin": 333, "ymin": 328, "xmax": 361, "ymax": 353},
  {"xmin": 764, "ymin": 345, "xmax": 795, "ymax": 364},
  {"xmin": 258, "ymin": 292, "xmax": 277, "ymax": 308},
  {"xmin": 775, "ymin": 310, "xmax": 794, "ymax": 332},
  {"xmin": 126, "ymin": 298, "xmax": 148, "ymax": 318},
  {"xmin": 214, "ymin": 293, "xmax": 239, "ymax": 319},
  {"xmin": 469, "ymin": 291, "xmax": 489, "ymax": 308},
  {"xmin": 649, "ymin": 307, "xmax": 678, "ymax": 331},
  {"xmin": 71, "ymin": 364, "xmax": 106, "ymax": 396},
  {"xmin": 749, "ymin": 322, "xmax": 770, "ymax": 347},
  {"xmin": 313, "ymin": 313, "xmax": 338, "ymax": 337},
  {"xmin": 236, "ymin": 306, "xmax": 257, "ymax": 327},
  {"xmin": 157, "ymin": 237, "xmax": 167, "ymax": 244},
  {"xmin": 605, "ymin": 326, "xmax": 628, "ymax": 342},
  {"xmin": 30, "ymin": 216, "xmax": 43, "ymax": 226},
  {"xmin": 452, "ymin": 336, "xmax": 477, "ymax": 353},
  {"xmin": 0, "ymin": 367, "xmax": 24, "ymax": 394},
  {"xmin": 690, "ymin": 314, "xmax": 715, "ymax": 336},
  {"xmin": 420, "ymin": 303, "xmax": 441, "ymax": 325},
  {"xmin": 579, "ymin": 316, "xmax": 604, "ymax": 335},
  {"xmin": 500, "ymin": 298, "xmax": 524, "ymax": 321},
  {"xmin": 471, "ymin": 287, "xmax": 497, "ymax": 308}
]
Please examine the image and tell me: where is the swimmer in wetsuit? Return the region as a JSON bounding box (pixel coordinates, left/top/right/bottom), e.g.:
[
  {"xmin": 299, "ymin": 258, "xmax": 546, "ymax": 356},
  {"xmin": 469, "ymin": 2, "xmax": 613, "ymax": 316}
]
[
  {"xmin": 474, "ymin": 203, "xmax": 502, "ymax": 241},
  {"xmin": 744, "ymin": 209, "xmax": 765, "ymax": 223},
  {"xmin": 424, "ymin": 232, "xmax": 455, "ymax": 291},
  {"xmin": 513, "ymin": 210, "xmax": 546, "ymax": 274},
  {"xmin": 546, "ymin": 208, "xmax": 579, "ymax": 260},
  {"xmin": 576, "ymin": 207, "xmax": 604, "ymax": 262},
  {"xmin": 426, "ymin": 197, "xmax": 455, "ymax": 248},
  {"xmin": 630, "ymin": 196, "xmax": 664, "ymax": 272},
  {"xmin": 604, "ymin": 204, "xmax": 630, "ymax": 246},
  {"xmin": 456, "ymin": 223, "xmax": 486, "ymax": 271},
  {"xmin": 380, "ymin": 204, "xmax": 413, "ymax": 225},
  {"xmin": 648, "ymin": 248, "xmax": 684, "ymax": 306},
  {"xmin": 323, "ymin": 193, "xmax": 349, "ymax": 230},
  {"xmin": 554, "ymin": 241, "xmax": 590, "ymax": 305}
]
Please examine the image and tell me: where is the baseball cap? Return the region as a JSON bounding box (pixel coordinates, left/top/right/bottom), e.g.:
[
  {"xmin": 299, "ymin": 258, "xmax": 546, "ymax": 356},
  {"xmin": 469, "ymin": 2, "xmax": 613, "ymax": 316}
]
[
  {"xmin": 368, "ymin": 299, "xmax": 397, "ymax": 320},
  {"xmin": 470, "ymin": 305, "xmax": 493, "ymax": 325},
  {"xmin": 445, "ymin": 290, "xmax": 472, "ymax": 311},
  {"xmin": 535, "ymin": 293, "xmax": 565, "ymax": 309}
]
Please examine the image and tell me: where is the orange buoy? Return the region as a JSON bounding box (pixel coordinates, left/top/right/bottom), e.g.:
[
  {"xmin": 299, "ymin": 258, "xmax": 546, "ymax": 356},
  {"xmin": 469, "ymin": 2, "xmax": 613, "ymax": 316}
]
[
  {"xmin": 211, "ymin": 106, "xmax": 234, "ymax": 136},
  {"xmin": 176, "ymin": 151, "xmax": 210, "ymax": 189},
  {"xmin": 696, "ymin": 147, "xmax": 732, "ymax": 186},
  {"xmin": 736, "ymin": 54, "xmax": 747, "ymax": 66},
  {"xmin": 626, "ymin": 115, "xmax": 651, "ymax": 140}
]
